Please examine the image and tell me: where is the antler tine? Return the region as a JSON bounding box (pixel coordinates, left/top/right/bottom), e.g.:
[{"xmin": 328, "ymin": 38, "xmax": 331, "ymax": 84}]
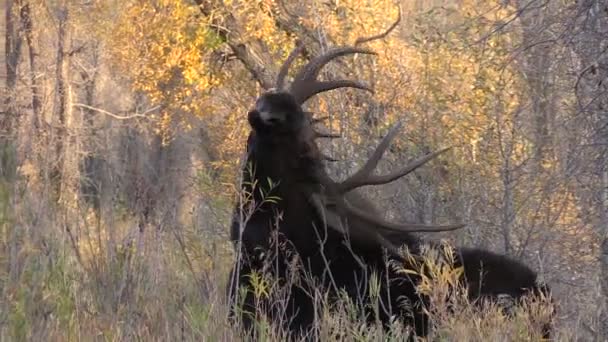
[
  {"xmin": 275, "ymin": 42, "xmax": 305, "ymax": 90},
  {"xmin": 285, "ymin": 8, "xmax": 400, "ymax": 104},
  {"xmin": 336, "ymin": 122, "xmax": 452, "ymax": 193},
  {"xmin": 342, "ymin": 147, "xmax": 453, "ymax": 192},
  {"xmin": 289, "ymin": 47, "xmax": 376, "ymax": 105},
  {"xmin": 293, "ymin": 47, "xmax": 376, "ymax": 83},
  {"xmin": 336, "ymin": 121, "xmax": 402, "ymax": 192},
  {"xmin": 293, "ymin": 80, "xmax": 373, "ymax": 105},
  {"xmin": 309, "ymin": 193, "xmax": 404, "ymax": 258},
  {"xmin": 296, "ymin": 6, "xmax": 401, "ymax": 83},
  {"xmin": 318, "ymin": 183, "xmax": 465, "ymax": 233},
  {"xmin": 344, "ymin": 200, "xmax": 465, "ymax": 233}
]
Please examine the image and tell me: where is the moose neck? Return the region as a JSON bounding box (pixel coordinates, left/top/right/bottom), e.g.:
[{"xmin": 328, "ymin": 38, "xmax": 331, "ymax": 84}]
[
  {"xmin": 243, "ymin": 130, "xmax": 323, "ymax": 209},
  {"xmin": 232, "ymin": 128, "xmax": 331, "ymax": 260}
]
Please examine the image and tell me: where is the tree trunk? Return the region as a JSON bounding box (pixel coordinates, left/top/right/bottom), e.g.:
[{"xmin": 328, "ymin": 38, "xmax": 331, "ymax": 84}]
[
  {"xmin": 495, "ymin": 94, "xmax": 514, "ymax": 255},
  {"xmin": 20, "ymin": 1, "xmax": 40, "ymax": 123},
  {"xmin": 192, "ymin": 0, "xmax": 274, "ymax": 89},
  {"xmin": 501, "ymin": 162, "xmax": 514, "ymax": 255},
  {"xmin": 1, "ymin": 0, "xmax": 21, "ymax": 180},
  {"xmin": 571, "ymin": 0, "xmax": 608, "ymax": 338},
  {"xmin": 3, "ymin": 0, "xmax": 20, "ymax": 104},
  {"xmin": 515, "ymin": 1, "xmax": 556, "ymax": 172},
  {"xmin": 0, "ymin": 0, "xmax": 7, "ymax": 95},
  {"xmin": 601, "ymin": 167, "xmax": 608, "ymax": 339},
  {"xmin": 80, "ymin": 43, "xmax": 101, "ymax": 211},
  {"xmin": 51, "ymin": 4, "xmax": 68, "ymax": 200},
  {"xmin": 3, "ymin": 0, "xmax": 21, "ymax": 117}
]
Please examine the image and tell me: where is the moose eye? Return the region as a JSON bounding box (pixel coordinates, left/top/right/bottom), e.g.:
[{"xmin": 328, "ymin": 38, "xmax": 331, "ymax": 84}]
[
  {"xmin": 248, "ymin": 110, "xmax": 260, "ymax": 121},
  {"xmin": 267, "ymin": 117, "xmax": 281, "ymax": 125}
]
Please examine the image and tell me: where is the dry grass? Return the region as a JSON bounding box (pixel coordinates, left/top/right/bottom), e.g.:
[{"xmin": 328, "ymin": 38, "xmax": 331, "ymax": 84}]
[{"xmin": 0, "ymin": 176, "xmax": 575, "ymax": 341}]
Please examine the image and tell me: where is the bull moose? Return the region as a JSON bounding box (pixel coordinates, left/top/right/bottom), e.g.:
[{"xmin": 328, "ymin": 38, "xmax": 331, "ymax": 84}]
[{"xmin": 226, "ymin": 15, "xmax": 552, "ymax": 340}]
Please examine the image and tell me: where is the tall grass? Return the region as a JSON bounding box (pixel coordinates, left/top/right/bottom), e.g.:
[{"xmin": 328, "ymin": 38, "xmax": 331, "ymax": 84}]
[{"xmin": 0, "ymin": 171, "xmax": 571, "ymax": 341}]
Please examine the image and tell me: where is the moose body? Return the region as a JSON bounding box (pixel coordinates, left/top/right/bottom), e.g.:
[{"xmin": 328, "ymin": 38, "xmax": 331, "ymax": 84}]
[
  {"xmin": 227, "ymin": 93, "xmax": 427, "ymax": 337},
  {"xmin": 225, "ymin": 18, "xmax": 552, "ymax": 340}
]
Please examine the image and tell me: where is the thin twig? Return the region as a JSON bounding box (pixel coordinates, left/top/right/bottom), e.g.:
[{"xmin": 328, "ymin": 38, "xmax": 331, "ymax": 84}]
[
  {"xmin": 355, "ymin": 6, "xmax": 402, "ymax": 46},
  {"xmin": 72, "ymin": 103, "xmax": 158, "ymax": 120}
]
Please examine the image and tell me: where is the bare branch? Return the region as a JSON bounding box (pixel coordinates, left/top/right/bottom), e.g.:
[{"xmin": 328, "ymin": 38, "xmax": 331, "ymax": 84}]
[
  {"xmin": 314, "ymin": 131, "xmax": 341, "ymax": 139},
  {"xmin": 72, "ymin": 103, "xmax": 158, "ymax": 120},
  {"xmin": 192, "ymin": 0, "xmax": 274, "ymax": 89},
  {"xmin": 355, "ymin": 7, "xmax": 402, "ymax": 46}
]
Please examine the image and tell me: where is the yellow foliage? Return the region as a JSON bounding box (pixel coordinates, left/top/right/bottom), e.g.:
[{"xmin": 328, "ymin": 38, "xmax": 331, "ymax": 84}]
[
  {"xmin": 108, "ymin": 0, "xmax": 224, "ymax": 140},
  {"xmin": 101, "ymin": 0, "xmax": 585, "ymax": 239}
]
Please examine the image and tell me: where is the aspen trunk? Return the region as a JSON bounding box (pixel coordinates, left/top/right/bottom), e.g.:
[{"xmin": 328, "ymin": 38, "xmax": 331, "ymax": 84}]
[
  {"xmin": 2, "ymin": 0, "xmax": 20, "ymax": 132},
  {"xmin": 572, "ymin": 1, "xmax": 608, "ymax": 338},
  {"xmin": 1, "ymin": 0, "xmax": 20, "ymax": 180},
  {"xmin": 601, "ymin": 166, "xmax": 608, "ymax": 339},
  {"xmin": 0, "ymin": 0, "xmax": 7, "ymax": 96},
  {"xmin": 51, "ymin": 4, "xmax": 68, "ymax": 200}
]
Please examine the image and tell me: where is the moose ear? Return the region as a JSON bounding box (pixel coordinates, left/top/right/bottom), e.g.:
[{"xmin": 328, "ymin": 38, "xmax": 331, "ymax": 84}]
[{"xmin": 246, "ymin": 132, "xmax": 256, "ymax": 152}]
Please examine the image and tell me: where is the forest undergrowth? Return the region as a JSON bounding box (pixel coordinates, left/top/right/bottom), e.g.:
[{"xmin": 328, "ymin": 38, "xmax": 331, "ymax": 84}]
[{"xmin": 0, "ymin": 176, "xmax": 562, "ymax": 341}]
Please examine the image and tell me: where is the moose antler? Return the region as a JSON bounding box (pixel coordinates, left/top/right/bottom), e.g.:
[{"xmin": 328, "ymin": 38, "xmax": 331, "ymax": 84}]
[
  {"xmin": 289, "ymin": 47, "xmax": 376, "ymax": 104},
  {"xmin": 272, "ymin": 8, "xmax": 401, "ymax": 104},
  {"xmin": 292, "ymin": 10, "xmax": 403, "ymax": 150},
  {"xmin": 319, "ymin": 121, "xmax": 465, "ymax": 233},
  {"xmin": 275, "ymin": 42, "xmax": 306, "ymax": 91},
  {"xmin": 273, "ymin": 43, "xmax": 375, "ymax": 102},
  {"xmin": 336, "ymin": 122, "xmax": 452, "ymax": 193},
  {"xmin": 309, "ymin": 190, "xmax": 405, "ymax": 258}
]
